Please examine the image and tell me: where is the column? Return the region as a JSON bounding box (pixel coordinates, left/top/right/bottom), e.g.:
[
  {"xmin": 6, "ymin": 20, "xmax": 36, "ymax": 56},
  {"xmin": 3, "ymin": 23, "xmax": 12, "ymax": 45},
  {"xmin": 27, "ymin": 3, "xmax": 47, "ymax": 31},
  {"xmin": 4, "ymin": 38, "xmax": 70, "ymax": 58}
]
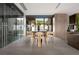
[{"xmin": 54, "ymin": 14, "xmax": 68, "ymax": 42}]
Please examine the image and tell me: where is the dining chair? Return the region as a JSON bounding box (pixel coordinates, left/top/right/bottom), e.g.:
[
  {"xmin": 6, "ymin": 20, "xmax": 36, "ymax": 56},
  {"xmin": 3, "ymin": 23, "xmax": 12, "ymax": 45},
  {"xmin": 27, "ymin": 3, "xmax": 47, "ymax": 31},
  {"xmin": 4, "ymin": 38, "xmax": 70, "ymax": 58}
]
[
  {"xmin": 34, "ymin": 32, "xmax": 45, "ymax": 48},
  {"xmin": 46, "ymin": 32, "xmax": 54, "ymax": 47}
]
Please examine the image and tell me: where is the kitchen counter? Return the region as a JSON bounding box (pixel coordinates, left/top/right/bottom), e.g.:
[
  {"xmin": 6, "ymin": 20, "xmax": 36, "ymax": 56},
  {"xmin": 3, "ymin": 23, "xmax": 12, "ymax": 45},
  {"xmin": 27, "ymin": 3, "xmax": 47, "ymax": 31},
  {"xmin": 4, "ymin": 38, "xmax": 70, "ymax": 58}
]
[{"xmin": 67, "ymin": 32, "xmax": 79, "ymax": 50}]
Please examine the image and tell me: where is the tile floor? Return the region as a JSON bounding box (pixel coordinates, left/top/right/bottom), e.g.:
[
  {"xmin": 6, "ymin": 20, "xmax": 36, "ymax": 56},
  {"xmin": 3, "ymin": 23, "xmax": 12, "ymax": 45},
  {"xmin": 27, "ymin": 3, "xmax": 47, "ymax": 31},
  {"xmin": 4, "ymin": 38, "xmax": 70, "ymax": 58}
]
[{"xmin": 0, "ymin": 36, "xmax": 79, "ymax": 55}]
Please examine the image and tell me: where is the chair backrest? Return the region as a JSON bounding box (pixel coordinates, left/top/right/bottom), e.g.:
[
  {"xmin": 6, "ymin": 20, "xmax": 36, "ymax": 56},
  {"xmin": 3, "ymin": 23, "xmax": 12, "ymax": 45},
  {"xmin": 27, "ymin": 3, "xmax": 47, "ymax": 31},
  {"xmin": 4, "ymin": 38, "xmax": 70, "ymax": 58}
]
[
  {"xmin": 46, "ymin": 32, "xmax": 53, "ymax": 37},
  {"xmin": 35, "ymin": 32, "xmax": 44, "ymax": 38},
  {"xmin": 35, "ymin": 32, "xmax": 44, "ymax": 48}
]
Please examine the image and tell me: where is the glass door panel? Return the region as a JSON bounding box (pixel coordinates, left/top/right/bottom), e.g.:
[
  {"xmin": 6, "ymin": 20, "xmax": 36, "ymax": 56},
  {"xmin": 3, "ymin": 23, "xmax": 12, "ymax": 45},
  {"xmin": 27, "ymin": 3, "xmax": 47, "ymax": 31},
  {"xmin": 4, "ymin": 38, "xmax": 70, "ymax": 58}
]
[
  {"xmin": 0, "ymin": 18, "xmax": 3, "ymax": 48},
  {"xmin": 0, "ymin": 3, "xmax": 24, "ymax": 48}
]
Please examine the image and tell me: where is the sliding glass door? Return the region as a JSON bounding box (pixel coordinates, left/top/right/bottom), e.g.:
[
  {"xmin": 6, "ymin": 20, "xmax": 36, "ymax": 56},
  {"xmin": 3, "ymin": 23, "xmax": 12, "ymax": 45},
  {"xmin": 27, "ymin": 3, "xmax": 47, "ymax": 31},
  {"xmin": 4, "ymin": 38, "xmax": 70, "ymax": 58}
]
[
  {"xmin": 0, "ymin": 18, "xmax": 3, "ymax": 48},
  {"xmin": 35, "ymin": 17, "xmax": 52, "ymax": 32},
  {"xmin": 0, "ymin": 3, "xmax": 24, "ymax": 48},
  {"xmin": 26, "ymin": 16, "xmax": 53, "ymax": 32}
]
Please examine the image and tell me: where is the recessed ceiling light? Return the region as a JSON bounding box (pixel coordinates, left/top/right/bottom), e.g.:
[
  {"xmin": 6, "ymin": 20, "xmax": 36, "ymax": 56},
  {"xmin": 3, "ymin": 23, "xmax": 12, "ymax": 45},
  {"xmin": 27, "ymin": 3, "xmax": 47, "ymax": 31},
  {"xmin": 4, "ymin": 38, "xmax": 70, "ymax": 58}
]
[{"xmin": 20, "ymin": 3, "xmax": 27, "ymax": 10}]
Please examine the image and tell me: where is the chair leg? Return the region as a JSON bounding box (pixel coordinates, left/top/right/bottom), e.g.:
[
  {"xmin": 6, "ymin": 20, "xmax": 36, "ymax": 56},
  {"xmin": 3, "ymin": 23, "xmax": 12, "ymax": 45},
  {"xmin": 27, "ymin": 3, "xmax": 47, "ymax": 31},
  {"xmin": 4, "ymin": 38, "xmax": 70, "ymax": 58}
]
[{"xmin": 30, "ymin": 38, "xmax": 34, "ymax": 47}]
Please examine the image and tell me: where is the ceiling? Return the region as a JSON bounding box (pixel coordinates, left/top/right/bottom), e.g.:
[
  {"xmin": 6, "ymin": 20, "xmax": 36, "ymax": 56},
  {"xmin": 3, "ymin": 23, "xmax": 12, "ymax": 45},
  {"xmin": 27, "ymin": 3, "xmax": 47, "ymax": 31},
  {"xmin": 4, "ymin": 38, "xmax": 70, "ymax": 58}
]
[{"xmin": 16, "ymin": 3, "xmax": 79, "ymax": 15}]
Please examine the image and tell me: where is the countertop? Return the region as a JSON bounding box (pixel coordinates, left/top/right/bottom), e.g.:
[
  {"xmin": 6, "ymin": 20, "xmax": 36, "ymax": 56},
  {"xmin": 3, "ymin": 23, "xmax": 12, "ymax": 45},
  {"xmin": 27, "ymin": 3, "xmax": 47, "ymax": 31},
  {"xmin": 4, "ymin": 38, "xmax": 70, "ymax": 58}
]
[{"xmin": 67, "ymin": 32, "xmax": 79, "ymax": 34}]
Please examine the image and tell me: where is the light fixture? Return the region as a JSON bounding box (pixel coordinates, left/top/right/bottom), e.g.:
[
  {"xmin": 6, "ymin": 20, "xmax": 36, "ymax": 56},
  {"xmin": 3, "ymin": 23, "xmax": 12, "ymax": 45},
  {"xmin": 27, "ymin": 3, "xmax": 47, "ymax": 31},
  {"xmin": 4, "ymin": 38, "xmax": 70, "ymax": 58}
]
[{"xmin": 20, "ymin": 3, "xmax": 27, "ymax": 10}]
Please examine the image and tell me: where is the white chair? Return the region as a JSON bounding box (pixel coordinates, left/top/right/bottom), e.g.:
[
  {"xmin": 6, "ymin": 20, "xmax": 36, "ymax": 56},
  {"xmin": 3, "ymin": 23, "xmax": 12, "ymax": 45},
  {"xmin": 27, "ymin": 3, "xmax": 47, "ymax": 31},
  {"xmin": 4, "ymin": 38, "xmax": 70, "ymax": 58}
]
[
  {"xmin": 46, "ymin": 32, "xmax": 54, "ymax": 47},
  {"xmin": 34, "ymin": 33, "xmax": 38, "ymax": 47},
  {"xmin": 41, "ymin": 33, "xmax": 46, "ymax": 47}
]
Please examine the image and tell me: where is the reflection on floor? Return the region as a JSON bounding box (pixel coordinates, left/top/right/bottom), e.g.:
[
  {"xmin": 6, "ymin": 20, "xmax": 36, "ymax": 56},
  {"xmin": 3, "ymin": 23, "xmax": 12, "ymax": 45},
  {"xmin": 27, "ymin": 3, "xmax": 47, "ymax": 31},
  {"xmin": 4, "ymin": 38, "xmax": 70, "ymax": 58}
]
[{"xmin": 0, "ymin": 36, "xmax": 79, "ymax": 55}]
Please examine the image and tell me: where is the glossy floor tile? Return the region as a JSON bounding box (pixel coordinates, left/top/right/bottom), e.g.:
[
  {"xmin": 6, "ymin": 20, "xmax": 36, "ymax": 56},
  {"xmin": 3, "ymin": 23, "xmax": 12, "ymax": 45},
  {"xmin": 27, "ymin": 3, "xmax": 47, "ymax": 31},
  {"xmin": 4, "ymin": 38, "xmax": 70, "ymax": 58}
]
[{"xmin": 0, "ymin": 37, "xmax": 79, "ymax": 55}]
